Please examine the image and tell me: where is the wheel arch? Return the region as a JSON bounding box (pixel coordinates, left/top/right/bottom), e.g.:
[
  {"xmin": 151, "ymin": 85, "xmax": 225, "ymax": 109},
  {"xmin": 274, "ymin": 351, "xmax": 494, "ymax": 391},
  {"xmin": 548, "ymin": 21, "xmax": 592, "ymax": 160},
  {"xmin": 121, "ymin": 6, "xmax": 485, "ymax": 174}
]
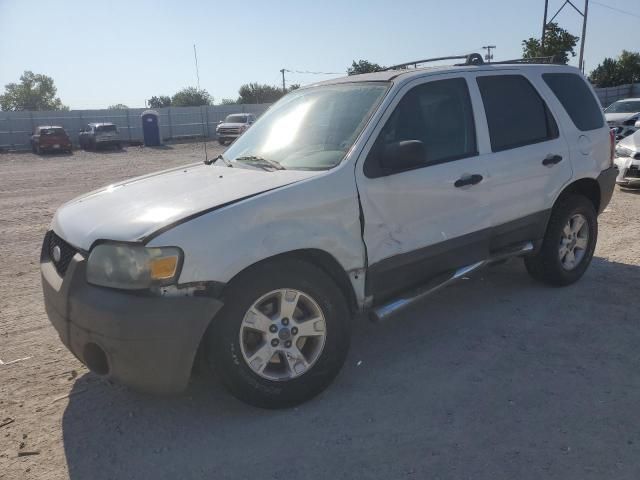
[
  {"xmin": 222, "ymin": 248, "xmax": 359, "ymax": 314},
  {"xmin": 555, "ymin": 177, "xmax": 601, "ymax": 214}
]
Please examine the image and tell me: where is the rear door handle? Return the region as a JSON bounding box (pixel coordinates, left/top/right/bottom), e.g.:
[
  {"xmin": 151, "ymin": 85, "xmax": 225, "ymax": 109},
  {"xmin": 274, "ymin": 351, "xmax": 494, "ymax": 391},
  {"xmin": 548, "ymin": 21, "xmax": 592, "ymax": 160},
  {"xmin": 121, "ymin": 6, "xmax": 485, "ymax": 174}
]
[
  {"xmin": 454, "ymin": 174, "xmax": 483, "ymax": 188},
  {"xmin": 542, "ymin": 154, "xmax": 563, "ymax": 166}
]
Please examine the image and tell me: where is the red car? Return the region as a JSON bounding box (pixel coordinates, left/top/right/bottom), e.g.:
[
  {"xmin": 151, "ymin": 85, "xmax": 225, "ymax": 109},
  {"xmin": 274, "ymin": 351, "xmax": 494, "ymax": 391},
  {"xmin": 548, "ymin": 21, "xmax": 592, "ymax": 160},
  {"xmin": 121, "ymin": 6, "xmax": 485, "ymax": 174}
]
[{"xmin": 30, "ymin": 126, "xmax": 72, "ymax": 154}]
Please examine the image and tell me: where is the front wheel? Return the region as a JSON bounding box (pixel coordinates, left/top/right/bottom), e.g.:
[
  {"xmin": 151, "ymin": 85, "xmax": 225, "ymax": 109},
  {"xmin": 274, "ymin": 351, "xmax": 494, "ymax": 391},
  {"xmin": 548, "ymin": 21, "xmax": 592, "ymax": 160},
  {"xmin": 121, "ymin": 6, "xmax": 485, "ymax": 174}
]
[
  {"xmin": 205, "ymin": 259, "xmax": 351, "ymax": 408},
  {"xmin": 218, "ymin": 139, "xmax": 226, "ymax": 146},
  {"xmin": 525, "ymin": 195, "xmax": 597, "ymax": 286}
]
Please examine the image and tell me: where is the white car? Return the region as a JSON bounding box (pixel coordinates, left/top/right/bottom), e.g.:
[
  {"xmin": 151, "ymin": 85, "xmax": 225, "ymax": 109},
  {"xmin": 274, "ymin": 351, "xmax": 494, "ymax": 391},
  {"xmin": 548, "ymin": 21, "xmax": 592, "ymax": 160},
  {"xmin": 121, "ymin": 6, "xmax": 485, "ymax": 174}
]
[
  {"xmin": 42, "ymin": 55, "xmax": 616, "ymax": 408},
  {"xmin": 614, "ymin": 130, "xmax": 640, "ymax": 187},
  {"xmin": 604, "ymin": 98, "xmax": 640, "ymax": 140}
]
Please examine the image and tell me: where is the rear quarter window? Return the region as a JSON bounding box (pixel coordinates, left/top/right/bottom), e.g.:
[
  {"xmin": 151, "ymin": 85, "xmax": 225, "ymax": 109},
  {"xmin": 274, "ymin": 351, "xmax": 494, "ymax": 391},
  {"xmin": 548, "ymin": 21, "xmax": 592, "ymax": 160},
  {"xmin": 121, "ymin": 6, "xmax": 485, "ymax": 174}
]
[{"xmin": 542, "ymin": 73, "xmax": 604, "ymax": 131}]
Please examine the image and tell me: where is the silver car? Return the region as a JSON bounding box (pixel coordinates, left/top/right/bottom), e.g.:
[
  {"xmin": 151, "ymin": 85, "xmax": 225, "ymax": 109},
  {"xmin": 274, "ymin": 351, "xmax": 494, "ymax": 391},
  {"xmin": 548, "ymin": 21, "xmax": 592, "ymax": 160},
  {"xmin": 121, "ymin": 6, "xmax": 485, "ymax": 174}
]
[{"xmin": 215, "ymin": 114, "xmax": 256, "ymax": 145}]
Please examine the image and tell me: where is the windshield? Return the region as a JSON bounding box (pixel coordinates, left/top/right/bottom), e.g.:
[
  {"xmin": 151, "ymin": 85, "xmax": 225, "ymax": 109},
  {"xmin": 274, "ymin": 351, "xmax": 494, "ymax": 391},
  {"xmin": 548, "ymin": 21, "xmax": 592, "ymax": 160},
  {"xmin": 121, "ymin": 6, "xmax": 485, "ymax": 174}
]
[
  {"xmin": 41, "ymin": 128, "xmax": 66, "ymax": 136},
  {"xmin": 96, "ymin": 125, "xmax": 117, "ymax": 133},
  {"xmin": 224, "ymin": 83, "xmax": 388, "ymax": 170},
  {"xmin": 605, "ymin": 101, "xmax": 640, "ymax": 114},
  {"xmin": 225, "ymin": 114, "xmax": 249, "ymax": 123}
]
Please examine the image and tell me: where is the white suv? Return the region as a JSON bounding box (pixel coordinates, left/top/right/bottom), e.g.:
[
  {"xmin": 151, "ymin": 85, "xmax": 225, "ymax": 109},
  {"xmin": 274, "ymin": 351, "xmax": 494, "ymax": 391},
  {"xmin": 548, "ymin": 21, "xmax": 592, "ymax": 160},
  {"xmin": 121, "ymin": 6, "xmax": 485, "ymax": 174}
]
[{"xmin": 41, "ymin": 56, "xmax": 617, "ymax": 408}]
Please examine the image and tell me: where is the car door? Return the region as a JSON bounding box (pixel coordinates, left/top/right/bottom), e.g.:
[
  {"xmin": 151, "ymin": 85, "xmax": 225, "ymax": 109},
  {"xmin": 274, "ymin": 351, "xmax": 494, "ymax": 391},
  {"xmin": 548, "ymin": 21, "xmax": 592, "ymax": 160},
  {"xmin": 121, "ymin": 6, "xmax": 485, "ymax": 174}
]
[
  {"xmin": 471, "ymin": 72, "xmax": 572, "ymax": 250},
  {"xmin": 356, "ymin": 74, "xmax": 493, "ymax": 301}
]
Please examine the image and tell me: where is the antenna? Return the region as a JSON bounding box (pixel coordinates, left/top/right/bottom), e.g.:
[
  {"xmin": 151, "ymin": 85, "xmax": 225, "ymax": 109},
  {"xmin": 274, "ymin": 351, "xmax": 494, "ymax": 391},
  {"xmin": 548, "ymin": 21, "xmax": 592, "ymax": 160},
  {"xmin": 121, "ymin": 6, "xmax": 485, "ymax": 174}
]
[{"xmin": 193, "ymin": 43, "xmax": 208, "ymax": 163}]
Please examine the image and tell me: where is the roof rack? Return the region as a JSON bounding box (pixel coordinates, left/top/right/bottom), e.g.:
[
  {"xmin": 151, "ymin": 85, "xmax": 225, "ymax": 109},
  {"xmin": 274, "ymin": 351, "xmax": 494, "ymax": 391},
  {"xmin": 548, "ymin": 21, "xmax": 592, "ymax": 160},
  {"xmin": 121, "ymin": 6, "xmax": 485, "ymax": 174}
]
[
  {"xmin": 384, "ymin": 53, "xmax": 560, "ymax": 71},
  {"xmin": 489, "ymin": 56, "xmax": 559, "ymax": 65},
  {"xmin": 384, "ymin": 53, "xmax": 484, "ymax": 71}
]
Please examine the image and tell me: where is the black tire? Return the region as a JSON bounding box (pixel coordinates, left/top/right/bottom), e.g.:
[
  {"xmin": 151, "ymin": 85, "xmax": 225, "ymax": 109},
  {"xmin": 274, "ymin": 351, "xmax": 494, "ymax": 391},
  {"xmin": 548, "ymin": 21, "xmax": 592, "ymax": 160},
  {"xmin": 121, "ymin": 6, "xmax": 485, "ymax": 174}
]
[
  {"xmin": 525, "ymin": 194, "xmax": 597, "ymax": 286},
  {"xmin": 36, "ymin": 144, "xmax": 42, "ymax": 155},
  {"xmin": 218, "ymin": 139, "xmax": 226, "ymax": 146},
  {"xmin": 205, "ymin": 258, "xmax": 351, "ymax": 408}
]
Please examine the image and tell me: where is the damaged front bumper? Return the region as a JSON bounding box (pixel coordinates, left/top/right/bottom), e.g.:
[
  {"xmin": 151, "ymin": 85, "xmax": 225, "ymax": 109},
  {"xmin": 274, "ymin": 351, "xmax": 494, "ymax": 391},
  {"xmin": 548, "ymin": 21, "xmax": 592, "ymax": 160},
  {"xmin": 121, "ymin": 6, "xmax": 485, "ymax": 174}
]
[
  {"xmin": 40, "ymin": 233, "xmax": 223, "ymax": 394},
  {"xmin": 614, "ymin": 156, "xmax": 640, "ymax": 187}
]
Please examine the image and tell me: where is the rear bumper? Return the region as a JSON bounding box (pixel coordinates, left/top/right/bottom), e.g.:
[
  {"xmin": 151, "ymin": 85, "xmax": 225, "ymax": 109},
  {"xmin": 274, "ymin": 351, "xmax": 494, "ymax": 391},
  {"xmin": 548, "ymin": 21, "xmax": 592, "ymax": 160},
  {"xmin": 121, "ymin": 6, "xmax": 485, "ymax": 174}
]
[
  {"xmin": 41, "ymin": 241, "xmax": 223, "ymax": 394},
  {"xmin": 597, "ymin": 166, "xmax": 618, "ymax": 213}
]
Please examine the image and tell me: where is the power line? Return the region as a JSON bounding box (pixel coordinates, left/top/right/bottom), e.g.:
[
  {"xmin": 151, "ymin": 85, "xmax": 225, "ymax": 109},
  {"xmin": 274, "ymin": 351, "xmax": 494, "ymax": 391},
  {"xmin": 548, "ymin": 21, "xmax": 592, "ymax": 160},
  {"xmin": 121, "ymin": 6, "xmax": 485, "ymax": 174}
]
[{"xmin": 591, "ymin": 0, "xmax": 640, "ymax": 19}]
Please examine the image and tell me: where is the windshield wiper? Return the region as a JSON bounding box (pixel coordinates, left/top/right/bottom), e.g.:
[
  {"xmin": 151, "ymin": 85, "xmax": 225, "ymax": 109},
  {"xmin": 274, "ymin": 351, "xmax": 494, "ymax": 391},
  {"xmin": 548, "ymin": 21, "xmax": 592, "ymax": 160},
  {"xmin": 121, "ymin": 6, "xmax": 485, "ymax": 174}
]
[
  {"xmin": 234, "ymin": 156, "xmax": 286, "ymax": 171},
  {"xmin": 204, "ymin": 154, "xmax": 233, "ymax": 167}
]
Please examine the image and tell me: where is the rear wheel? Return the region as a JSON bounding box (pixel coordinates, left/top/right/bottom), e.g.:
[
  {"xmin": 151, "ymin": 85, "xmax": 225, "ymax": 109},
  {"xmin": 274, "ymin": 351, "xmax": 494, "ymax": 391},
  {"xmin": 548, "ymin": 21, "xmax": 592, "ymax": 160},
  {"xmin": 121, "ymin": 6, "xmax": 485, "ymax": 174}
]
[
  {"xmin": 205, "ymin": 259, "xmax": 351, "ymax": 408},
  {"xmin": 525, "ymin": 195, "xmax": 597, "ymax": 286}
]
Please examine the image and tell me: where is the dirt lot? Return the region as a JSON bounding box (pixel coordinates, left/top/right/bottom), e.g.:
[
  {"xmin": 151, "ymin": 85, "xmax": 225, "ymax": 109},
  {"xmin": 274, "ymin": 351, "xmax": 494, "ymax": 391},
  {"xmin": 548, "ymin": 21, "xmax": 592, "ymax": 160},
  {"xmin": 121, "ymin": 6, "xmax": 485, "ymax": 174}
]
[{"xmin": 1, "ymin": 144, "xmax": 639, "ymax": 480}]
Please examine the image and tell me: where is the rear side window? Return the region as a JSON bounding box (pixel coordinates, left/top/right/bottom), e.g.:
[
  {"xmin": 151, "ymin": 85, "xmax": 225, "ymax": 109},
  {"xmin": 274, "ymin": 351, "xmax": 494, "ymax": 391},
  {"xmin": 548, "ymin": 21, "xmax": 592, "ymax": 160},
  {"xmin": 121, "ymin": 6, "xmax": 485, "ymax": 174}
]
[
  {"xmin": 96, "ymin": 125, "xmax": 117, "ymax": 133},
  {"xmin": 542, "ymin": 73, "xmax": 604, "ymax": 131},
  {"xmin": 477, "ymin": 75, "xmax": 558, "ymax": 152}
]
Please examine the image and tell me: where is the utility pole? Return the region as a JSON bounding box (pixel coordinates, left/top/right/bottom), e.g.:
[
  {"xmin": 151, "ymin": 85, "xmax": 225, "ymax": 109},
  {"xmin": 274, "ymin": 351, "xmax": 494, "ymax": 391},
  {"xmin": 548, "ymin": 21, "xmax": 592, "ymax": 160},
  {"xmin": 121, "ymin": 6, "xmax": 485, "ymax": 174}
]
[
  {"xmin": 578, "ymin": 0, "xmax": 589, "ymax": 72},
  {"xmin": 541, "ymin": 0, "xmax": 549, "ymax": 50},
  {"xmin": 546, "ymin": 0, "xmax": 588, "ymax": 67},
  {"xmin": 280, "ymin": 68, "xmax": 286, "ymax": 93},
  {"xmin": 482, "ymin": 45, "xmax": 496, "ymax": 63}
]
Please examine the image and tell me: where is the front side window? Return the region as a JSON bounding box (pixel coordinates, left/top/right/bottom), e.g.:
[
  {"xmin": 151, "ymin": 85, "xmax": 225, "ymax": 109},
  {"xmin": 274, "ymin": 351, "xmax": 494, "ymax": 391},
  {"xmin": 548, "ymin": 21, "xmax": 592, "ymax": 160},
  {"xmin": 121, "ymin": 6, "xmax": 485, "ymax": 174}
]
[
  {"xmin": 543, "ymin": 73, "xmax": 604, "ymax": 131},
  {"xmin": 477, "ymin": 75, "xmax": 558, "ymax": 152},
  {"xmin": 365, "ymin": 77, "xmax": 477, "ymax": 177},
  {"xmin": 224, "ymin": 83, "xmax": 389, "ymax": 170}
]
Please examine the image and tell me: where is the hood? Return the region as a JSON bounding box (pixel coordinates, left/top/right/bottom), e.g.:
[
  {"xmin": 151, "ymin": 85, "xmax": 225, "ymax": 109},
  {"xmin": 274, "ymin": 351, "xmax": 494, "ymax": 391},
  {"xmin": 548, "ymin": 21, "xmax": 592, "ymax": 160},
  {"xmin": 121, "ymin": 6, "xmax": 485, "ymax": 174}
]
[
  {"xmin": 618, "ymin": 130, "xmax": 640, "ymax": 151},
  {"xmin": 53, "ymin": 163, "xmax": 319, "ymax": 250},
  {"xmin": 218, "ymin": 122, "xmax": 247, "ymax": 128},
  {"xmin": 605, "ymin": 112, "xmax": 639, "ymax": 123}
]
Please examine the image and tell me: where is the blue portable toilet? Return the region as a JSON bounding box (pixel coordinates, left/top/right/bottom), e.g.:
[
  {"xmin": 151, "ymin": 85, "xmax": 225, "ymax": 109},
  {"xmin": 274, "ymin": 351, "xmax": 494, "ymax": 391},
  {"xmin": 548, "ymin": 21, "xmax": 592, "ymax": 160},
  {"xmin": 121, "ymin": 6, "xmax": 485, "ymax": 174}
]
[{"xmin": 141, "ymin": 110, "xmax": 161, "ymax": 146}]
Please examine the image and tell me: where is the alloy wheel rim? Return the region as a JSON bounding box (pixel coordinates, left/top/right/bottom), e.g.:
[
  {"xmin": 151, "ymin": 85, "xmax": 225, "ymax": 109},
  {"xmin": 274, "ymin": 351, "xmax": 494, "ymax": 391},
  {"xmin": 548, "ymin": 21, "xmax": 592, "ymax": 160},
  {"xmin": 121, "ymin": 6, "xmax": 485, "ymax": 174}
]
[
  {"xmin": 239, "ymin": 289, "xmax": 327, "ymax": 381},
  {"xmin": 558, "ymin": 213, "xmax": 589, "ymax": 271}
]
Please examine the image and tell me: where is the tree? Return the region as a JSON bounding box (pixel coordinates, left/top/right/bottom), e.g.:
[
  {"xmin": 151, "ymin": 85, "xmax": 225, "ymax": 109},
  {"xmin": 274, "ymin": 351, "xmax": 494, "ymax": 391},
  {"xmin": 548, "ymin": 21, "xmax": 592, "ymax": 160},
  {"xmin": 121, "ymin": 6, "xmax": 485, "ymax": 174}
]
[
  {"xmin": 170, "ymin": 87, "xmax": 212, "ymax": 107},
  {"xmin": 108, "ymin": 103, "xmax": 128, "ymax": 110},
  {"xmin": 347, "ymin": 60, "xmax": 385, "ymax": 76},
  {"xmin": 590, "ymin": 50, "xmax": 640, "ymax": 87},
  {"xmin": 219, "ymin": 98, "xmax": 238, "ymax": 105},
  {"xmin": 522, "ymin": 22, "xmax": 579, "ymax": 64},
  {"xmin": 0, "ymin": 71, "xmax": 68, "ymax": 111},
  {"xmin": 237, "ymin": 83, "xmax": 285, "ymax": 104},
  {"xmin": 148, "ymin": 95, "xmax": 172, "ymax": 108}
]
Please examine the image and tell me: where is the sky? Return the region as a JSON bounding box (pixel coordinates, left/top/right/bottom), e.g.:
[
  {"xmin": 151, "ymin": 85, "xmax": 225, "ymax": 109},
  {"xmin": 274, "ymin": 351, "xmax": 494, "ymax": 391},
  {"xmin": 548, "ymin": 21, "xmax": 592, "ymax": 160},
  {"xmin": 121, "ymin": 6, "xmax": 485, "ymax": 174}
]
[{"xmin": 1, "ymin": 0, "xmax": 638, "ymax": 109}]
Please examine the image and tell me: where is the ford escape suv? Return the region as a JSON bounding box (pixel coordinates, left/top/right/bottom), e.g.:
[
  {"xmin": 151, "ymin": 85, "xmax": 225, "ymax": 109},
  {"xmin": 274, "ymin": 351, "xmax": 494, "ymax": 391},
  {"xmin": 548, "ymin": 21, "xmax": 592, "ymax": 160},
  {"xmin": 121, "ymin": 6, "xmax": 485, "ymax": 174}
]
[{"xmin": 41, "ymin": 55, "xmax": 617, "ymax": 408}]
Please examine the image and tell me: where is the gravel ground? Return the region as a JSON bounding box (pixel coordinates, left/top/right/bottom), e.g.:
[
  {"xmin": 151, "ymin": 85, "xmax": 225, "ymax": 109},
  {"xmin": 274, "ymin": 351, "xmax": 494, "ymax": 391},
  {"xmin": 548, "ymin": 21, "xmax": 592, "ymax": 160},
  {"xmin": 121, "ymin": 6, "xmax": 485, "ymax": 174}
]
[{"xmin": 1, "ymin": 145, "xmax": 639, "ymax": 480}]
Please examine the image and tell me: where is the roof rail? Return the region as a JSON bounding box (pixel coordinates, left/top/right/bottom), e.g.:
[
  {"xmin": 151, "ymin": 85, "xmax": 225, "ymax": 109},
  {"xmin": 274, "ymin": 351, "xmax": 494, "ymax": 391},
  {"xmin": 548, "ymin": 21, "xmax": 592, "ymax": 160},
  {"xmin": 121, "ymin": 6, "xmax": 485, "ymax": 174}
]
[
  {"xmin": 384, "ymin": 53, "xmax": 484, "ymax": 71},
  {"xmin": 489, "ymin": 56, "xmax": 559, "ymax": 65}
]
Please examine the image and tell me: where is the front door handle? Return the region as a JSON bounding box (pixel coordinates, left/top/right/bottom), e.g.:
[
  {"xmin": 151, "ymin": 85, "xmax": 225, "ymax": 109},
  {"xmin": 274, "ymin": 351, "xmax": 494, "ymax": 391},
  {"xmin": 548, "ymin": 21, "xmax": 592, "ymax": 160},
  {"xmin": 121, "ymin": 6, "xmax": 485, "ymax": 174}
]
[
  {"xmin": 454, "ymin": 174, "xmax": 483, "ymax": 188},
  {"xmin": 542, "ymin": 154, "xmax": 563, "ymax": 166}
]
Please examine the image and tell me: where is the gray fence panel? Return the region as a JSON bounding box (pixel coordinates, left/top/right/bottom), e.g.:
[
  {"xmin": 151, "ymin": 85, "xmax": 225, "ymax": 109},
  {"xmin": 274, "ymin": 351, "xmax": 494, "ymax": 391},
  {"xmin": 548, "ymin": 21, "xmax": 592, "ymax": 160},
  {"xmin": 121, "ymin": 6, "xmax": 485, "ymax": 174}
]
[
  {"xmin": 0, "ymin": 104, "xmax": 271, "ymax": 151},
  {"xmin": 594, "ymin": 84, "xmax": 639, "ymax": 107}
]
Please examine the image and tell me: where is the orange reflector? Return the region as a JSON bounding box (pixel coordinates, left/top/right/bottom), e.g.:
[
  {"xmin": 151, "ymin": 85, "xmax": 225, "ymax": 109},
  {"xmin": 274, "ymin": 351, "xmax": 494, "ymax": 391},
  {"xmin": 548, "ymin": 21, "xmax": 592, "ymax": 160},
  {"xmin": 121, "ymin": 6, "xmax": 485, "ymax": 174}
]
[{"xmin": 150, "ymin": 256, "xmax": 178, "ymax": 280}]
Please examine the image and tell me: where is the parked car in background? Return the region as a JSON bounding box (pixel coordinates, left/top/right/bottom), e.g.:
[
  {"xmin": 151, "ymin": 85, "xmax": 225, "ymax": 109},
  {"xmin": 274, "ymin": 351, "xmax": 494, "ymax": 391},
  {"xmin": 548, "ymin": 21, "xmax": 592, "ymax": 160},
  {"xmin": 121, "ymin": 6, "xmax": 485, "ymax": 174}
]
[
  {"xmin": 604, "ymin": 98, "xmax": 640, "ymax": 141},
  {"xmin": 614, "ymin": 129, "xmax": 640, "ymax": 187},
  {"xmin": 42, "ymin": 57, "xmax": 616, "ymax": 408},
  {"xmin": 79, "ymin": 123, "xmax": 122, "ymax": 150},
  {"xmin": 30, "ymin": 126, "xmax": 72, "ymax": 154},
  {"xmin": 216, "ymin": 113, "xmax": 256, "ymax": 145}
]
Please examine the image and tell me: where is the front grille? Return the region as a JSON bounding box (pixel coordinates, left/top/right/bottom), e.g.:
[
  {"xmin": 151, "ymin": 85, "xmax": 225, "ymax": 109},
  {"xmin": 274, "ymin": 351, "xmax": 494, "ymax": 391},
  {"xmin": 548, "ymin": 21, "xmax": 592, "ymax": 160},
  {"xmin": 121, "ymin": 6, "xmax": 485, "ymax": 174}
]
[
  {"xmin": 627, "ymin": 165, "xmax": 640, "ymax": 178},
  {"xmin": 218, "ymin": 128, "xmax": 240, "ymax": 135},
  {"xmin": 45, "ymin": 231, "xmax": 79, "ymax": 276}
]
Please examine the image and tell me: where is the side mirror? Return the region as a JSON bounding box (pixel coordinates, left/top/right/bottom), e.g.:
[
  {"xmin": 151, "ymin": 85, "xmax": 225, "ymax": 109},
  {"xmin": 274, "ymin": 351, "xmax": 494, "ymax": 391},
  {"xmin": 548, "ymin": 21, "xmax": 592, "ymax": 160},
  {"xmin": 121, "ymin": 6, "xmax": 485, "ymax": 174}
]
[{"xmin": 379, "ymin": 140, "xmax": 427, "ymax": 171}]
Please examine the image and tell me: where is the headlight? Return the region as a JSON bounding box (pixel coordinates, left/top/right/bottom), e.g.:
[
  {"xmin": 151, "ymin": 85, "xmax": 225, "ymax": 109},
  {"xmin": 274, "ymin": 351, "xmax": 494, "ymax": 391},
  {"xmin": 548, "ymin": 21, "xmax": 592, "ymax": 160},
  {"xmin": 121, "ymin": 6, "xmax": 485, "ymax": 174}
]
[
  {"xmin": 86, "ymin": 243, "xmax": 182, "ymax": 289},
  {"xmin": 615, "ymin": 146, "xmax": 633, "ymax": 158}
]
